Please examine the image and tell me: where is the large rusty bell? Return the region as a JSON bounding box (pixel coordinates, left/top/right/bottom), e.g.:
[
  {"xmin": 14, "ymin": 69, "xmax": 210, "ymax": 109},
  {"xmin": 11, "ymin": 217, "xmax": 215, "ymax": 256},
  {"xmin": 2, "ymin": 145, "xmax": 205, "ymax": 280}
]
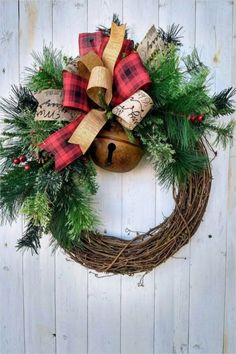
[{"xmin": 90, "ymin": 121, "xmax": 143, "ymax": 173}]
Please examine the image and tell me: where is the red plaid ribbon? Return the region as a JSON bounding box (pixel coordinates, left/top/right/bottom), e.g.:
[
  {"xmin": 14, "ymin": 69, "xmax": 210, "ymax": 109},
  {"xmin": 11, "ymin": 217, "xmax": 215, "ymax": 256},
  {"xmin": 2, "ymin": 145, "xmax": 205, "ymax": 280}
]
[
  {"xmin": 79, "ymin": 31, "xmax": 134, "ymax": 58},
  {"xmin": 39, "ymin": 115, "xmax": 85, "ymax": 171},
  {"xmin": 40, "ymin": 28, "xmax": 151, "ymax": 171},
  {"xmin": 112, "ymin": 53, "xmax": 151, "ymax": 106},
  {"xmin": 63, "ymin": 72, "xmax": 90, "ymax": 112}
]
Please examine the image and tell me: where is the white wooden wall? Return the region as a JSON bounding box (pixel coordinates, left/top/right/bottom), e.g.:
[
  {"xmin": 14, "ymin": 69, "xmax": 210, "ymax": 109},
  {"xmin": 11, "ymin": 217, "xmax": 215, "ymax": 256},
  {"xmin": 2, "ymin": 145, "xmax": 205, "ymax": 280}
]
[{"xmin": 0, "ymin": 1, "xmax": 235, "ymax": 353}]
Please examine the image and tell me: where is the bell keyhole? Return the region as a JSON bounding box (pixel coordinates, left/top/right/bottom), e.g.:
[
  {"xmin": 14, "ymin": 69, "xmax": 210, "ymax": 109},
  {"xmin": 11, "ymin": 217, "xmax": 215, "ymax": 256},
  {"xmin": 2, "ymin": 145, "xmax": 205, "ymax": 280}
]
[{"xmin": 107, "ymin": 143, "xmax": 116, "ymax": 165}]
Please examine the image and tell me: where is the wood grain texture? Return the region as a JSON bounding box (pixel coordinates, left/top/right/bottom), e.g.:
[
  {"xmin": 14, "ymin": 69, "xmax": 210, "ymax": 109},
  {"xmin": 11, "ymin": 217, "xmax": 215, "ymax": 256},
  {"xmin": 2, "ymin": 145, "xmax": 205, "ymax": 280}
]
[
  {"xmin": 189, "ymin": 1, "xmax": 233, "ymax": 353},
  {"xmin": 224, "ymin": 2, "xmax": 236, "ymax": 352},
  {"xmin": 0, "ymin": 1, "xmax": 235, "ymax": 354},
  {"xmin": 19, "ymin": 1, "xmax": 56, "ymax": 353},
  {"xmin": 0, "ymin": 2, "xmax": 25, "ymax": 354}
]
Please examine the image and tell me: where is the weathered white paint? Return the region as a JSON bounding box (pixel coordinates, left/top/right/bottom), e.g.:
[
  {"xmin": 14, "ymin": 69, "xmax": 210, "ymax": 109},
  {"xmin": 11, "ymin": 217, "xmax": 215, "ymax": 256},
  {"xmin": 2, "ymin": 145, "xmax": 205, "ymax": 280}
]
[{"xmin": 0, "ymin": 1, "xmax": 235, "ymax": 354}]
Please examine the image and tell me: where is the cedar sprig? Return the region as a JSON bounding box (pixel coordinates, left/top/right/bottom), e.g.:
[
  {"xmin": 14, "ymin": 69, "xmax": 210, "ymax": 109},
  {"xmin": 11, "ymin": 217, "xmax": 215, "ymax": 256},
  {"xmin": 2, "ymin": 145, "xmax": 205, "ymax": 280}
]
[{"xmin": 21, "ymin": 191, "xmax": 51, "ymax": 228}]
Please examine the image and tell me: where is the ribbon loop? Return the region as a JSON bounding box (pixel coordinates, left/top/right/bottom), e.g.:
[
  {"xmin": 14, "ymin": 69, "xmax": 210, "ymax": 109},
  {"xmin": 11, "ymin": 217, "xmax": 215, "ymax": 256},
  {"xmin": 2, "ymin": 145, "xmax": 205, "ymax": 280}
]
[
  {"xmin": 112, "ymin": 90, "xmax": 154, "ymax": 130},
  {"xmin": 87, "ymin": 66, "xmax": 112, "ymax": 106},
  {"xmin": 78, "ymin": 52, "xmax": 104, "ymax": 80}
]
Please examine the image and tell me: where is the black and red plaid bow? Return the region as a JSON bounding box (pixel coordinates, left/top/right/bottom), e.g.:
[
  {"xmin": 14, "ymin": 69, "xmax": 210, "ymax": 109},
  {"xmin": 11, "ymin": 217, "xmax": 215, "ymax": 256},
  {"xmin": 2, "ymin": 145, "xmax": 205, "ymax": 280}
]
[{"xmin": 39, "ymin": 28, "xmax": 151, "ymax": 171}]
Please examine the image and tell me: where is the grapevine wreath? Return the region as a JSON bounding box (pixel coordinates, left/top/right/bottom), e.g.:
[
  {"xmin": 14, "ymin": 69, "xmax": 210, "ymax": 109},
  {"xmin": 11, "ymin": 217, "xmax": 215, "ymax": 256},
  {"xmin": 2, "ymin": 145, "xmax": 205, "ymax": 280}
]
[{"xmin": 0, "ymin": 16, "xmax": 235, "ymax": 275}]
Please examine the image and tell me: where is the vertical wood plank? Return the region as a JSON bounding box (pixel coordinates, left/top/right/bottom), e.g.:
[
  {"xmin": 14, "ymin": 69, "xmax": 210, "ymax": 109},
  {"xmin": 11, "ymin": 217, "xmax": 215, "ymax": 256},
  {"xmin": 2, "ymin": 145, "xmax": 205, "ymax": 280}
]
[
  {"xmin": 224, "ymin": 157, "xmax": 236, "ymax": 354},
  {"xmin": 121, "ymin": 3, "xmax": 158, "ymax": 354},
  {"xmin": 52, "ymin": 1, "xmax": 88, "ymax": 353},
  {"xmin": 0, "ymin": 1, "xmax": 25, "ymax": 353},
  {"xmin": 224, "ymin": 1, "xmax": 236, "ymax": 352},
  {"xmin": 154, "ymin": 1, "xmax": 195, "ymax": 353},
  {"xmin": 55, "ymin": 251, "xmax": 88, "ymax": 354},
  {"xmin": 87, "ymin": 3, "xmax": 123, "ymax": 354},
  {"xmin": 19, "ymin": 1, "xmax": 56, "ymax": 353},
  {"xmin": 188, "ymin": 1, "xmax": 233, "ymax": 353}
]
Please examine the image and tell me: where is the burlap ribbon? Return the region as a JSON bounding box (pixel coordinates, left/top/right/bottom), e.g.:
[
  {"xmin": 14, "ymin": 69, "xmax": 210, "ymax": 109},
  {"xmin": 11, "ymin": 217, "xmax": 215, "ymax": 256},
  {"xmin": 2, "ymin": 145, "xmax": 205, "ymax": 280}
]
[{"xmin": 38, "ymin": 22, "xmax": 155, "ymax": 171}]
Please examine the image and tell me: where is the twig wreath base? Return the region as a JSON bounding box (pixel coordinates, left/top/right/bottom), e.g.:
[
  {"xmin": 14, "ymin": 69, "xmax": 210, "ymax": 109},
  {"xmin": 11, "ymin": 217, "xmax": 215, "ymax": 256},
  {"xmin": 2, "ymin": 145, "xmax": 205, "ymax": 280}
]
[{"xmin": 66, "ymin": 143, "xmax": 212, "ymax": 275}]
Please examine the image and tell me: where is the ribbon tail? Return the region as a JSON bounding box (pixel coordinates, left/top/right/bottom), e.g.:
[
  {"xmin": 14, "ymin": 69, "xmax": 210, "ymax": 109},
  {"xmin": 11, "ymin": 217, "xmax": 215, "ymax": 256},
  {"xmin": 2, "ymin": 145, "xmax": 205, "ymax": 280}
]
[{"xmin": 68, "ymin": 109, "xmax": 106, "ymax": 154}]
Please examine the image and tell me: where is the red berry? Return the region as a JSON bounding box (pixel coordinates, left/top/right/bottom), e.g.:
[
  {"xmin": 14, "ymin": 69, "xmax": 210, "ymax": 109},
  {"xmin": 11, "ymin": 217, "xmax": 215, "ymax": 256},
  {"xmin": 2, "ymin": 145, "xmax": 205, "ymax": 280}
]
[
  {"xmin": 19, "ymin": 155, "xmax": 27, "ymax": 162},
  {"xmin": 190, "ymin": 115, "xmax": 196, "ymax": 123},
  {"xmin": 197, "ymin": 114, "xmax": 204, "ymax": 122},
  {"xmin": 24, "ymin": 164, "xmax": 31, "ymax": 171},
  {"xmin": 13, "ymin": 158, "xmax": 20, "ymax": 165}
]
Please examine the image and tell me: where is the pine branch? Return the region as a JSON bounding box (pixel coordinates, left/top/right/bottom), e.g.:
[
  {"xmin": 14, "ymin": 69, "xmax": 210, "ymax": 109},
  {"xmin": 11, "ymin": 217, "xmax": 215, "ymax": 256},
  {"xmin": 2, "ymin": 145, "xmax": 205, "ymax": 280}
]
[
  {"xmin": 157, "ymin": 148, "xmax": 208, "ymax": 188},
  {"xmin": 164, "ymin": 114, "xmax": 201, "ymax": 149},
  {"xmin": 24, "ymin": 45, "xmax": 64, "ymax": 91},
  {"xmin": 157, "ymin": 24, "xmax": 183, "ymax": 47},
  {"xmin": 0, "ymin": 85, "xmax": 38, "ymax": 120},
  {"xmin": 67, "ymin": 159, "xmax": 98, "ymax": 195},
  {"xmin": 16, "ymin": 221, "xmax": 42, "ymax": 254},
  {"xmin": 212, "ymin": 87, "xmax": 236, "ymax": 116},
  {"xmin": 49, "ymin": 170, "xmax": 98, "ymax": 249},
  {"xmin": 204, "ymin": 119, "xmax": 235, "ymax": 148},
  {"xmin": 183, "ymin": 48, "xmax": 206, "ymax": 74}
]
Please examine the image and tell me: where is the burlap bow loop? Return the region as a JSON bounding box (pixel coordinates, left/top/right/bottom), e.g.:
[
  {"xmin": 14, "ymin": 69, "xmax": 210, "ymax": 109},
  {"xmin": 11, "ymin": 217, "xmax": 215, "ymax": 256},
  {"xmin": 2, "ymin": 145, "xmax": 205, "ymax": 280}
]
[{"xmin": 77, "ymin": 52, "xmax": 112, "ymax": 107}]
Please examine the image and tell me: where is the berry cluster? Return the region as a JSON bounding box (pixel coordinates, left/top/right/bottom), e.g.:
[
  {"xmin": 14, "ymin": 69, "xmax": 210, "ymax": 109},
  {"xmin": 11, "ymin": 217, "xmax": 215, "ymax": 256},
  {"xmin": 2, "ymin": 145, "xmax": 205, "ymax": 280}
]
[
  {"xmin": 13, "ymin": 155, "xmax": 31, "ymax": 171},
  {"xmin": 190, "ymin": 114, "xmax": 204, "ymax": 123}
]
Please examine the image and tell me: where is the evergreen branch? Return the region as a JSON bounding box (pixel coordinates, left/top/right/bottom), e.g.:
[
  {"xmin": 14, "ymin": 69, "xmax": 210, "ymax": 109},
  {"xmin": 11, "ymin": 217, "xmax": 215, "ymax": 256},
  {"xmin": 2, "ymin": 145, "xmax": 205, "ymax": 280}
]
[
  {"xmin": 164, "ymin": 113, "xmax": 201, "ymax": 149},
  {"xmin": 157, "ymin": 24, "xmax": 183, "ymax": 47},
  {"xmin": 24, "ymin": 45, "xmax": 64, "ymax": 91},
  {"xmin": 68, "ymin": 159, "xmax": 98, "ymax": 195},
  {"xmin": 212, "ymin": 87, "xmax": 236, "ymax": 116},
  {"xmin": 16, "ymin": 221, "xmax": 42, "ymax": 254},
  {"xmin": 21, "ymin": 191, "xmax": 51, "ymax": 228},
  {"xmin": 35, "ymin": 169, "xmax": 63, "ymax": 199},
  {"xmin": 0, "ymin": 167, "xmax": 38, "ymax": 222},
  {"xmin": 0, "ymin": 85, "xmax": 38, "ymax": 119},
  {"xmin": 49, "ymin": 170, "xmax": 98, "ymax": 249},
  {"xmin": 156, "ymin": 148, "xmax": 208, "ymax": 188},
  {"xmin": 204, "ymin": 119, "xmax": 235, "ymax": 148},
  {"xmin": 183, "ymin": 48, "xmax": 206, "ymax": 74}
]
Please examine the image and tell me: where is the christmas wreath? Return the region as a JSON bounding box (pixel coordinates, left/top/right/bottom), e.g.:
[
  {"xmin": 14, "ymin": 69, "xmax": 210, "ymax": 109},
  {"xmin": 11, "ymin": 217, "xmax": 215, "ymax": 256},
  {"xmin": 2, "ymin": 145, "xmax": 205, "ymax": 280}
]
[{"xmin": 0, "ymin": 16, "xmax": 235, "ymax": 274}]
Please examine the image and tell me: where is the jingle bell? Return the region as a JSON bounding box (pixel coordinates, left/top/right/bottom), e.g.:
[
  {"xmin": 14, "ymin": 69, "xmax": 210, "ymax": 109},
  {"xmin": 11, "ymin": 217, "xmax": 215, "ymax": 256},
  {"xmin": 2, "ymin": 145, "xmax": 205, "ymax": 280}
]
[{"xmin": 90, "ymin": 121, "xmax": 143, "ymax": 173}]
